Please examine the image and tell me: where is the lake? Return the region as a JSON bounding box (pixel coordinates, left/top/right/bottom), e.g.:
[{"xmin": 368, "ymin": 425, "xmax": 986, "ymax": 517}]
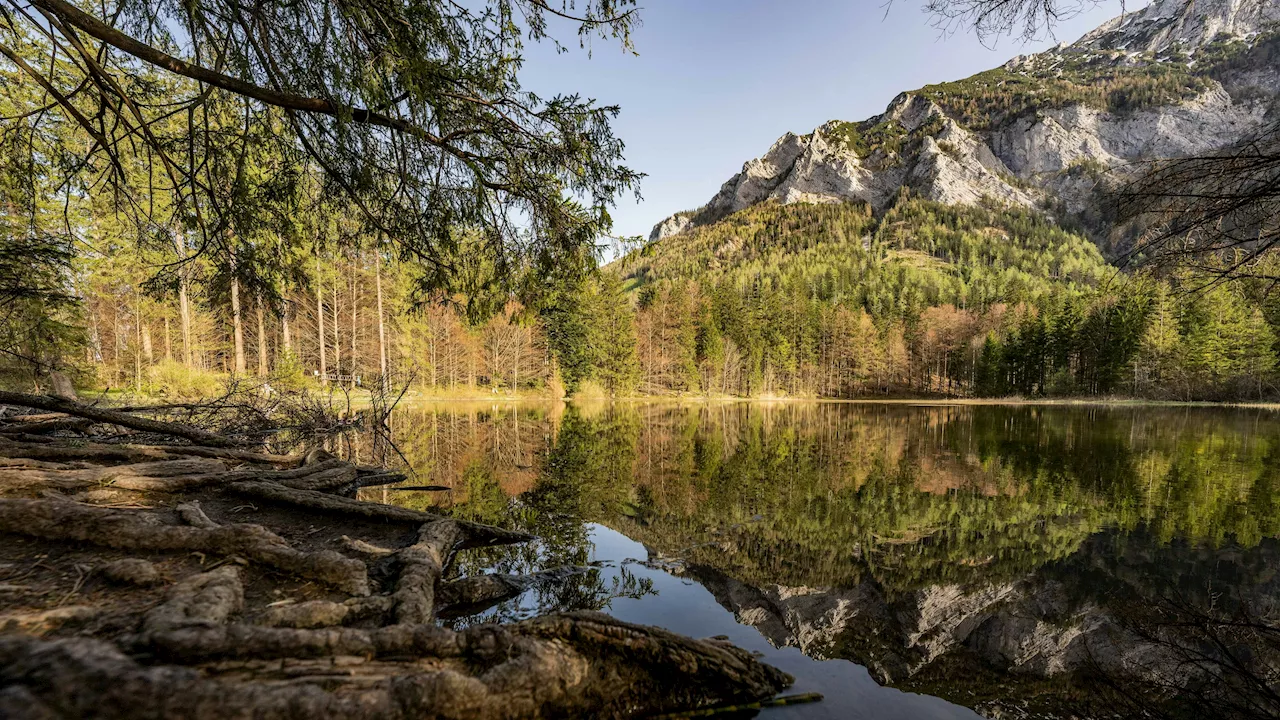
[{"xmin": 351, "ymin": 401, "xmax": 1280, "ymax": 718}]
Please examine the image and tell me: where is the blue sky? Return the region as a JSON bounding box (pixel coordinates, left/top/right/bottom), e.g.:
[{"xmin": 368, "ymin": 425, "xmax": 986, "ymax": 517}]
[{"xmin": 518, "ymin": 0, "xmax": 1137, "ymax": 244}]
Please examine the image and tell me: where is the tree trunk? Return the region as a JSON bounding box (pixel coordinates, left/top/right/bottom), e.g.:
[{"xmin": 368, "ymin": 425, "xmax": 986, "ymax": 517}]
[
  {"xmin": 231, "ymin": 276, "xmax": 246, "ymax": 376},
  {"xmin": 375, "ymin": 249, "xmax": 388, "ymax": 392},
  {"xmin": 256, "ymin": 295, "xmax": 268, "ymax": 377},
  {"xmin": 174, "ymin": 233, "xmax": 193, "ymax": 366},
  {"xmin": 350, "ymin": 261, "xmax": 358, "ymax": 389},
  {"xmin": 164, "ymin": 316, "xmax": 172, "ymax": 361},
  {"xmin": 317, "ymin": 253, "xmax": 327, "ymax": 385},
  {"xmin": 333, "ymin": 281, "xmax": 341, "ymax": 383},
  {"xmin": 282, "ymin": 306, "xmax": 292, "ymax": 354},
  {"xmin": 513, "ymin": 327, "xmax": 521, "ymax": 394},
  {"xmin": 134, "ymin": 289, "xmax": 143, "ymax": 394}
]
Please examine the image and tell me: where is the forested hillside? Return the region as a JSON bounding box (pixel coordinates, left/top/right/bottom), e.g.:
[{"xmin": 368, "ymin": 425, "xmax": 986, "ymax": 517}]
[{"xmin": 611, "ymin": 197, "xmax": 1279, "ymax": 400}]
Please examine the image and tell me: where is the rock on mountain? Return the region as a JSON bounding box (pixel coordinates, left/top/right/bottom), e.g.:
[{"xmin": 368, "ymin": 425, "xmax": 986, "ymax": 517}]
[
  {"xmin": 1078, "ymin": 0, "xmax": 1280, "ymax": 53},
  {"xmin": 648, "ymin": 0, "xmax": 1280, "ymax": 244}
]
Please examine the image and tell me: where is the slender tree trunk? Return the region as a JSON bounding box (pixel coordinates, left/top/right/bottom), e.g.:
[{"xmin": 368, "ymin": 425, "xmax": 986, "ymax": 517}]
[
  {"xmin": 316, "ymin": 253, "xmax": 327, "ymax": 384},
  {"xmin": 173, "ymin": 233, "xmax": 193, "ymax": 366},
  {"xmin": 164, "ymin": 316, "xmax": 172, "ymax": 361},
  {"xmin": 231, "ymin": 276, "xmax": 246, "ymax": 376},
  {"xmin": 513, "ymin": 327, "xmax": 521, "ymax": 394},
  {"xmin": 256, "ymin": 295, "xmax": 268, "ymax": 376},
  {"xmin": 332, "ymin": 281, "xmax": 341, "ymax": 383},
  {"xmin": 282, "ymin": 306, "xmax": 292, "ymax": 354},
  {"xmin": 134, "ymin": 289, "xmax": 143, "ymax": 394},
  {"xmin": 350, "ymin": 261, "xmax": 358, "ymax": 388},
  {"xmin": 375, "ymin": 249, "xmax": 388, "ymax": 391}
]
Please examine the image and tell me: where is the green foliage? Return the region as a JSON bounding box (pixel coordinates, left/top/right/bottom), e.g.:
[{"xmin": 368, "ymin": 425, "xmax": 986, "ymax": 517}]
[
  {"xmin": 612, "ymin": 196, "xmax": 1280, "ymax": 400},
  {"xmin": 539, "ymin": 271, "xmax": 640, "ymax": 395},
  {"xmin": 271, "ymin": 349, "xmax": 310, "ymax": 392},
  {"xmin": 919, "ymin": 51, "xmax": 1211, "ymax": 130},
  {"xmin": 146, "ymin": 359, "xmax": 225, "ymax": 399}
]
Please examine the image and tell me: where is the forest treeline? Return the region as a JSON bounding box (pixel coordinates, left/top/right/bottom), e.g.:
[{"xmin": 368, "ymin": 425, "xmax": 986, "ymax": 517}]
[{"xmin": 30, "ymin": 194, "xmax": 1279, "ymax": 403}]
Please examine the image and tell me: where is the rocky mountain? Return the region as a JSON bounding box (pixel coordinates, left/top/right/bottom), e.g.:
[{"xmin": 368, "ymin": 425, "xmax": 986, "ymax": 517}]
[{"xmin": 647, "ymin": 0, "xmax": 1280, "ymax": 246}]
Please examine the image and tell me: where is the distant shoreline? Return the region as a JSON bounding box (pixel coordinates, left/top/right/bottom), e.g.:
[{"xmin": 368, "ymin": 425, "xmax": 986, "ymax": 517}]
[{"xmin": 392, "ymin": 392, "xmax": 1280, "ymax": 411}]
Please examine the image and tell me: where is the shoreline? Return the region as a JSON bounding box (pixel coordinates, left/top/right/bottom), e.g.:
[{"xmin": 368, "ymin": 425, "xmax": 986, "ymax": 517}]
[{"xmin": 67, "ymin": 387, "xmax": 1280, "ymax": 412}]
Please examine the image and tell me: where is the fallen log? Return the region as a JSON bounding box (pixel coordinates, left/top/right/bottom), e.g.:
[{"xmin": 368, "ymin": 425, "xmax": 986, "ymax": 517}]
[
  {"xmin": 0, "ymin": 391, "xmax": 236, "ymax": 447},
  {"xmin": 0, "ymin": 498, "xmax": 369, "ymax": 595},
  {"xmin": 226, "ymin": 481, "xmax": 533, "ymax": 546}
]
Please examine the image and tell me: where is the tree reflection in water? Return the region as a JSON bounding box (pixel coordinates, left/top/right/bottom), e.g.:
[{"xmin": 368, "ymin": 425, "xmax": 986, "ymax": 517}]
[{"xmin": 354, "ymin": 401, "xmax": 1280, "ymax": 718}]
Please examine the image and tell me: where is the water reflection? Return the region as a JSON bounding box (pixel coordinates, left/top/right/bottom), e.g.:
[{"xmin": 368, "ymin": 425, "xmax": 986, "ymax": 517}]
[{"xmin": 357, "ymin": 402, "xmax": 1280, "ymax": 718}]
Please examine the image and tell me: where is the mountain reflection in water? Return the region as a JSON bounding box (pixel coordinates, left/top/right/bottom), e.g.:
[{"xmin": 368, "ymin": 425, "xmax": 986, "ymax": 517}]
[{"xmin": 352, "ymin": 401, "xmax": 1280, "ymax": 718}]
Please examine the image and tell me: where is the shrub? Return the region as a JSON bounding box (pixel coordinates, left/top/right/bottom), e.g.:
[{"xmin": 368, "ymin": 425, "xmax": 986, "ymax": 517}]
[
  {"xmin": 271, "ymin": 349, "xmax": 310, "ymax": 392},
  {"xmin": 146, "ymin": 360, "xmax": 224, "ymax": 400}
]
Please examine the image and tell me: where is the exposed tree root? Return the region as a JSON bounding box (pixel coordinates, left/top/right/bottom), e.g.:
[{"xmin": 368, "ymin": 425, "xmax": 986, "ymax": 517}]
[
  {"xmin": 338, "ymin": 472, "xmax": 409, "ymax": 495},
  {"xmin": 3, "ymin": 617, "xmax": 790, "ymax": 719},
  {"xmin": 0, "ymin": 458, "xmax": 228, "ymax": 492},
  {"xmin": 0, "ymin": 498, "xmax": 369, "ymax": 595},
  {"xmin": 0, "ymin": 440, "xmax": 182, "ymax": 464},
  {"xmin": 97, "ymin": 558, "xmax": 163, "ymax": 586},
  {"xmin": 0, "ymin": 606, "xmax": 98, "ymax": 635},
  {"xmin": 277, "ymin": 465, "xmax": 360, "ymax": 491},
  {"xmin": 226, "ymin": 481, "xmax": 534, "ymax": 546},
  {"xmin": 0, "ymin": 391, "xmax": 235, "ymax": 447},
  {"xmin": 0, "ymin": 401, "xmax": 793, "ymax": 717},
  {"xmin": 392, "ymin": 521, "xmax": 462, "ymax": 624},
  {"xmin": 340, "ymin": 535, "xmax": 396, "ymax": 557},
  {"xmin": 258, "ymin": 596, "xmax": 396, "ymax": 629}
]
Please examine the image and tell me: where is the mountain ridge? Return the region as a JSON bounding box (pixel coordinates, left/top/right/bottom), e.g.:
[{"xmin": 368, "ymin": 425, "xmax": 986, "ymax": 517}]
[{"xmin": 645, "ymin": 0, "xmax": 1280, "ymax": 245}]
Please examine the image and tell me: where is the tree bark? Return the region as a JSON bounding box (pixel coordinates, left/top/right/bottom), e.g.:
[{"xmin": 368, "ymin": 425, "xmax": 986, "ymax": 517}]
[
  {"xmin": 256, "ymin": 296, "xmax": 268, "ymax": 377},
  {"xmin": 173, "ymin": 233, "xmax": 193, "ymax": 366},
  {"xmin": 282, "ymin": 305, "xmax": 292, "ymax": 355},
  {"xmin": 375, "ymin": 248, "xmax": 388, "ymax": 391},
  {"xmin": 231, "ymin": 269, "xmax": 246, "ymax": 376},
  {"xmin": 350, "ymin": 260, "xmax": 358, "ymax": 388},
  {"xmin": 317, "ymin": 252, "xmax": 327, "ymax": 384}
]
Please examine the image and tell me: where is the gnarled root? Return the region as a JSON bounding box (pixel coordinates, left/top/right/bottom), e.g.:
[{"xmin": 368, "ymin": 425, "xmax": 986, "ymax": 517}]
[
  {"xmin": 2, "ymin": 617, "xmax": 791, "ymax": 720},
  {"xmin": 0, "ymin": 498, "xmax": 369, "ymax": 595},
  {"xmin": 0, "ymin": 458, "xmax": 228, "ymax": 493},
  {"xmin": 226, "ymin": 481, "xmax": 533, "ymax": 546}
]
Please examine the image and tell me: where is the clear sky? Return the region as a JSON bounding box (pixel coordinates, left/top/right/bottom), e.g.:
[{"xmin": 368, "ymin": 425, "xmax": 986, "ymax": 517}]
[{"xmin": 518, "ymin": 0, "xmax": 1137, "ymax": 245}]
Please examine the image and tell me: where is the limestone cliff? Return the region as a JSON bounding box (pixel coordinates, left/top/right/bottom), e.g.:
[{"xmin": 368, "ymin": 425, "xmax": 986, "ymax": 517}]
[{"xmin": 648, "ymin": 0, "xmax": 1280, "ymax": 244}]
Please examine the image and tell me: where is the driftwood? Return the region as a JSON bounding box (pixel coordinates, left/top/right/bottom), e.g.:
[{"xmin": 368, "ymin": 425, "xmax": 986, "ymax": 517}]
[
  {"xmin": 0, "ymin": 400, "xmax": 794, "ymax": 718},
  {"xmin": 0, "ymin": 391, "xmax": 235, "ymax": 447}
]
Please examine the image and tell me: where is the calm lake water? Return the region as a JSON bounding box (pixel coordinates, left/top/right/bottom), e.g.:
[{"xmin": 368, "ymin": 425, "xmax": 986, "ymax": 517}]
[{"xmin": 353, "ymin": 401, "xmax": 1280, "ymax": 718}]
